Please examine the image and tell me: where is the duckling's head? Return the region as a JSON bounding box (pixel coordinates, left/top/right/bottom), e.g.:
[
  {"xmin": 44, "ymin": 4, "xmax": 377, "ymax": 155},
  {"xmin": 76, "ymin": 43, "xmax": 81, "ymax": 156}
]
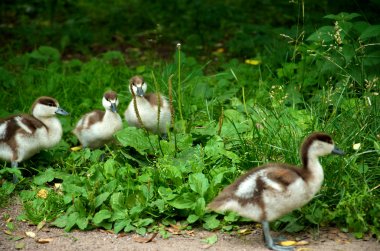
[
  {"xmin": 129, "ymin": 75, "xmax": 147, "ymax": 97},
  {"xmin": 32, "ymin": 96, "xmax": 69, "ymax": 118},
  {"xmin": 102, "ymin": 91, "xmax": 119, "ymax": 113},
  {"xmin": 301, "ymin": 132, "xmax": 344, "ymax": 163}
]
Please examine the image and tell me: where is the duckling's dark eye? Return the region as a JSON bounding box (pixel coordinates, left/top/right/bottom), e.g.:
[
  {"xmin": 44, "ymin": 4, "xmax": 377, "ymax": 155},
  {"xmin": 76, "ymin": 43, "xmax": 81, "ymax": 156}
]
[{"xmin": 48, "ymin": 102, "xmax": 54, "ymax": 107}]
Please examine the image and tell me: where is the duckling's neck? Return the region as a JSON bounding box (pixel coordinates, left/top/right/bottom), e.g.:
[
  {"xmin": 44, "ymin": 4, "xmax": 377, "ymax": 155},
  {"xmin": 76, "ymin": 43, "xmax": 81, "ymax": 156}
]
[
  {"xmin": 305, "ymin": 153, "xmax": 324, "ymax": 194},
  {"xmin": 104, "ymin": 109, "xmax": 121, "ymax": 119}
]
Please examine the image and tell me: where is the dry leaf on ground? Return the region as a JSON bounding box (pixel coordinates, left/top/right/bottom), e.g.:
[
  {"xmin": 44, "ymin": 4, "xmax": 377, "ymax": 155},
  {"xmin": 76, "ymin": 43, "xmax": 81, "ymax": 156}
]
[
  {"xmin": 36, "ymin": 238, "xmax": 54, "ymax": 244},
  {"xmin": 132, "ymin": 232, "xmax": 158, "ymax": 243},
  {"xmin": 25, "ymin": 231, "xmax": 36, "ymax": 238}
]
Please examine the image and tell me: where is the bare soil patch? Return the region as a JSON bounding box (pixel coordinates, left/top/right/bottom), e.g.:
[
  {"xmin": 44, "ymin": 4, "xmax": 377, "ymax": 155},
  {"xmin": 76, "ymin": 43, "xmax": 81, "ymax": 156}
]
[{"xmin": 0, "ymin": 198, "xmax": 378, "ymax": 251}]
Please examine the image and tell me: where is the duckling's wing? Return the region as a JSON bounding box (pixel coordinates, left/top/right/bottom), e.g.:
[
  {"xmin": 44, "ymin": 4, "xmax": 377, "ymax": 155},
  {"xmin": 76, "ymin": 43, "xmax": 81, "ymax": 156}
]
[
  {"xmin": 207, "ymin": 164, "xmax": 304, "ymax": 211},
  {"xmin": 0, "ymin": 115, "xmax": 46, "ymax": 142},
  {"xmin": 265, "ymin": 164, "xmax": 303, "ymax": 188},
  {"xmin": 144, "ymin": 93, "xmax": 167, "ymax": 107},
  {"xmin": 75, "ymin": 110, "xmax": 105, "ymax": 130}
]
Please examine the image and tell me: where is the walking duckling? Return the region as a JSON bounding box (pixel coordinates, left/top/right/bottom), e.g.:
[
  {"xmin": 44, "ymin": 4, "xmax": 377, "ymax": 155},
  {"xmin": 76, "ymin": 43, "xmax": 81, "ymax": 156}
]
[
  {"xmin": 124, "ymin": 76, "xmax": 171, "ymax": 135},
  {"xmin": 207, "ymin": 132, "xmax": 344, "ymax": 251},
  {"xmin": 73, "ymin": 91, "xmax": 122, "ymax": 149},
  {"xmin": 0, "ymin": 96, "xmax": 69, "ymax": 182}
]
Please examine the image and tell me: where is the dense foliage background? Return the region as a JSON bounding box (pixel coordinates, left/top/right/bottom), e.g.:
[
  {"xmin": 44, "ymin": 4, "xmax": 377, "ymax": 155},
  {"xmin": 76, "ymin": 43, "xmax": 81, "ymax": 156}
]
[{"xmin": 1, "ymin": 0, "xmax": 379, "ymax": 240}]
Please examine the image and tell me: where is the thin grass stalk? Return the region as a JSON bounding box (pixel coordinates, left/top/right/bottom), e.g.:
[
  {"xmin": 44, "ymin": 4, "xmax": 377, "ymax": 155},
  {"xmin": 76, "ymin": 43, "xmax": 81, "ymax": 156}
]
[
  {"xmin": 217, "ymin": 106, "xmax": 224, "ymax": 136},
  {"xmin": 151, "ymin": 72, "xmax": 164, "ymax": 155},
  {"xmin": 168, "ymin": 73, "xmax": 178, "ymax": 155},
  {"xmin": 131, "ymin": 82, "xmax": 145, "ymax": 129},
  {"xmin": 151, "ymin": 72, "xmax": 161, "ymax": 134},
  {"xmin": 177, "ymin": 43, "xmax": 183, "ymax": 121},
  {"xmin": 168, "ymin": 74, "xmax": 175, "ymax": 129}
]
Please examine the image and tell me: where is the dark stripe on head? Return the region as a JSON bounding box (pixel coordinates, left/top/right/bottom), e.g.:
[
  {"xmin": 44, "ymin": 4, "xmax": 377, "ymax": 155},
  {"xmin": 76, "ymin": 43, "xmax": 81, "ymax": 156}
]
[
  {"xmin": 301, "ymin": 132, "xmax": 333, "ymax": 166},
  {"xmin": 129, "ymin": 76, "xmax": 144, "ymax": 87},
  {"xmin": 37, "ymin": 97, "xmax": 58, "ymax": 107},
  {"xmin": 104, "ymin": 91, "xmax": 117, "ymax": 101}
]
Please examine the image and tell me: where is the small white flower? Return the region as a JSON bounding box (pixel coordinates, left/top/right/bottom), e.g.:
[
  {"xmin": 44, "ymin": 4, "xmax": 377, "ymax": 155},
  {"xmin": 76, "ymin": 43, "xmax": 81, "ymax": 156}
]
[{"xmin": 353, "ymin": 143, "xmax": 361, "ymax": 150}]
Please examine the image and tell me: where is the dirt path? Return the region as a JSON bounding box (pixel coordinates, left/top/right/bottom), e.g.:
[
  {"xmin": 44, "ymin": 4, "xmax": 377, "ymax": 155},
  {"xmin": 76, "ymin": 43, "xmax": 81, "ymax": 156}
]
[{"xmin": 1, "ymin": 199, "xmax": 379, "ymax": 251}]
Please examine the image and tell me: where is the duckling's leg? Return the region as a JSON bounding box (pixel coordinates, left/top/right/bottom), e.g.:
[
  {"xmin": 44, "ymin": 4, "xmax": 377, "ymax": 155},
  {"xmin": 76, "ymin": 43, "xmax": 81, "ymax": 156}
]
[
  {"xmin": 11, "ymin": 161, "xmax": 19, "ymax": 183},
  {"xmin": 262, "ymin": 221, "xmax": 294, "ymax": 251}
]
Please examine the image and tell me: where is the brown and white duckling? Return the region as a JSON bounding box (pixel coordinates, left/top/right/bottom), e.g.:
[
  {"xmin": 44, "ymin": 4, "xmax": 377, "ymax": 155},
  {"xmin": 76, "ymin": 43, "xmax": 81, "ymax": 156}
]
[
  {"xmin": 73, "ymin": 91, "xmax": 122, "ymax": 149},
  {"xmin": 124, "ymin": 76, "xmax": 171, "ymax": 135},
  {"xmin": 207, "ymin": 132, "xmax": 344, "ymax": 251},
  {"xmin": 0, "ymin": 96, "xmax": 69, "ymax": 182}
]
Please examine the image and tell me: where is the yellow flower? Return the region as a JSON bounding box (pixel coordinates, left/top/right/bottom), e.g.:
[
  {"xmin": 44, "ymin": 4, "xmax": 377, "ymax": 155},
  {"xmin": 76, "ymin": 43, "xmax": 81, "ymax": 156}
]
[
  {"xmin": 245, "ymin": 59, "xmax": 261, "ymax": 65},
  {"xmin": 37, "ymin": 189, "xmax": 48, "ymax": 199},
  {"xmin": 70, "ymin": 146, "xmax": 82, "ymax": 151}
]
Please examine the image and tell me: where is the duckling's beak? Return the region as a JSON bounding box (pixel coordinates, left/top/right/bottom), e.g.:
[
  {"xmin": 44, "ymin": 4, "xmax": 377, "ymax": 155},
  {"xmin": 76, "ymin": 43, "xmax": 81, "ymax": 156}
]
[
  {"xmin": 56, "ymin": 107, "xmax": 69, "ymax": 116},
  {"xmin": 136, "ymin": 86, "xmax": 145, "ymax": 97},
  {"xmin": 332, "ymin": 146, "xmax": 344, "ymax": 155},
  {"xmin": 110, "ymin": 103, "xmax": 117, "ymax": 113}
]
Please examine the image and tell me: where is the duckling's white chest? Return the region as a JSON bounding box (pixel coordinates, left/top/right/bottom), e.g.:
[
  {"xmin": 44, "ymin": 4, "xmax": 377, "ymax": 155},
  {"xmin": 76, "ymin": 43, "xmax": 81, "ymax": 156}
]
[
  {"xmin": 37, "ymin": 117, "xmax": 63, "ymax": 148},
  {"xmin": 125, "ymin": 96, "xmax": 171, "ymax": 133}
]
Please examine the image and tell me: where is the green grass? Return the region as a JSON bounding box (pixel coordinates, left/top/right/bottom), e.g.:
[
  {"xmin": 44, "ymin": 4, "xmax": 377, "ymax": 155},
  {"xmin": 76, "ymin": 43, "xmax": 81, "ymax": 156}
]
[{"xmin": 0, "ymin": 9, "xmax": 379, "ymax": 240}]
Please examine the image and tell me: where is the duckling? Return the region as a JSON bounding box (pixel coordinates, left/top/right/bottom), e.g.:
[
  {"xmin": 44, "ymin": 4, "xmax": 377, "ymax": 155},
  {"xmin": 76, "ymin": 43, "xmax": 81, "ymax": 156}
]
[
  {"xmin": 124, "ymin": 76, "xmax": 171, "ymax": 135},
  {"xmin": 207, "ymin": 132, "xmax": 344, "ymax": 251},
  {"xmin": 73, "ymin": 91, "xmax": 122, "ymax": 149},
  {"xmin": 0, "ymin": 96, "xmax": 69, "ymax": 182}
]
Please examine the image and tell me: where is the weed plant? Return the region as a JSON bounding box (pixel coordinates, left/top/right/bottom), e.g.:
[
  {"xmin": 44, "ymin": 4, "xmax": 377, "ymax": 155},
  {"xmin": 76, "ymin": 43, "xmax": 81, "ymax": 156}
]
[{"xmin": 0, "ymin": 10, "xmax": 379, "ymax": 240}]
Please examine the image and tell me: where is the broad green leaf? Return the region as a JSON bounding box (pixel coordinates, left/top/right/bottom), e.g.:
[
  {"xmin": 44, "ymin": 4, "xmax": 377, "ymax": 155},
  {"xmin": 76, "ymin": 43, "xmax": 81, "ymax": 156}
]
[
  {"xmin": 92, "ymin": 210, "xmax": 112, "ymax": 225},
  {"xmin": 158, "ymin": 187, "xmax": 177, "ymax": 201},
  {"xmin": 111, "ymin": 209, "xmax": 129, "ymax": 221},
  {"xmin": 76, "ymin": 217, "xmax": 88, "ymax": 230},
  {"xmin": 110, "ymin": 192, "xmax": 126, "ymax": 211},
  {"xmin": 202, "ymin": 234, "xmax": 218, "ymax": 245},
  {"xmin": 136, "ymin": 227, "xmax": 147, "ymax": 236},
  {"xmin": 307, "ymin": 26, "xmax": 334, "ymax": 43},
  {"xmin": 115, "ymin": 127, "xmax": 153, "ymax": 155},
  {"xmin": 189, "ymin": 173, "xmax": 209, "ymax": 196},
  {"xmin": 130, "ymin": 205, "xmax": 144, "ymax": 217},
  {"xmin": 102, "ymin": 50, "xmax": 125, "ymax": 62},
  {"xmin": 168, "ymin": 193, "xmax": 197, "ymax": 209},
  {"xmin": 154, "ymin": 199, "xmax": 165, "ymax": 212},
  {"xmin": 114, "ymin": 219, "xmax": 131, "ymax": 234},
  {"xmin": 187, "ymin": 214, "xmax": 199, "ymax": 223},
  {"xmin": 140, "ymin": 184, "xmax": 154, "ymax": 200},
  {"xmin": 224, "ymin": 212, "xmax": 239, "ymax": 222},
  {"xmin": 324, "ymin": 12, "xmax": 361, "ymax": 21},
  {"xmin": 360, "ymin": 25, "xmax": 380, "ymax": 40},
  {"xmin": 62, "ymin": 183, "xmax": 86, "ymax": 196},
  {"xmin": 95, "ymin": 192, "xmax": 111, "ymax": 208},
  {"xmin": 33, "ymin": 168, "xmax": 56, "ymax": 185},
  {"xmin": 138, "ymin": 173, "xmax": 152, "ymax": 183},
  {"xmin": 102, "ymin": 180, "xmax": 118, "ymax": 193},
  {"xmin": 52, "ymin": 215, "xmax": 67, "ymax": 228},
  {"xmin": 1, "ymin": 181, "xmax": 16, "ymax": 195},
  {"xmin": 104, "ymin": 159, "xmax": 117, "ymax": 178},
  {"xmin": 205, "ymin": 136, "xmax": 224, "ymax": 158},
  {"xmin": 124, "ymin": 223, "xmax": 135, "ymax": 232},
  {"xmin": 223, "ymin": 150, "xmax": 241, "ymax": 163},
  {"xmin": 203, "ymin": 214, "xmax": 220, "ymax": 230},
  {"xmin": 194, "ymin": 197, "xmax": 206, "ymax": 216},
  {"xmin": 65, "ymin": 212, "xmax": 79, "ymax": 231},
  {"xmin": 135, "ymin": 218, "xmax": 154, "ymax": 227},
  {"xmin": 28, "ymin": 46, "xmax": 60, "ymax": 62}
]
